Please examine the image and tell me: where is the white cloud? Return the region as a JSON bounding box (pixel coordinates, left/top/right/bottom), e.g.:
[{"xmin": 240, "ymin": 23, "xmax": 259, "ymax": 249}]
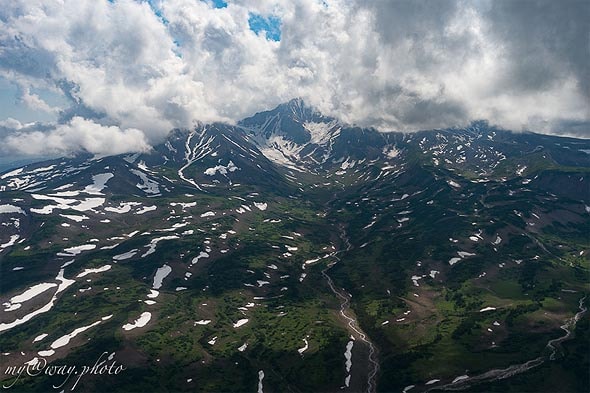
[
  {"xmin": 3, "ymin": 117, "xmax": 150, "ymax": 156},
  {"xmin": 18, "ymin": 87, "xmax": 59, "ymax": 114},
  {"xmin": 0, "ymin": 118, "xmax": 24, "ymax": 130},
  {"xmin": 0, "ymin": 0, "xmax": 587, "ymax": 157}
]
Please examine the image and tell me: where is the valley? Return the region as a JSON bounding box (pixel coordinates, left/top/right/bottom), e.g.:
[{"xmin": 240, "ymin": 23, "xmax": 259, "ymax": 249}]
[{"xmin": 0, "ymin": 100, "xmax": 588, "ymax": 392}]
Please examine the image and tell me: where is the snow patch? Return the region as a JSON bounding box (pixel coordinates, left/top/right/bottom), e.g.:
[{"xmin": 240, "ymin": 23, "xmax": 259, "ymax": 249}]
[
  {"xmin": 122, "ymin": 312, "xmax": 151, "ymax": 331},
  {"xmin": 153, "ymin": 264, "xmax": 172, "ymax": 289},
  {"xmin": 130, "ymin": 169, "xmax": 160, "ymax": 195},
  {"xmin": 83, "ymin": 173, "xmax": 113, "ymax": 195},
  {"xmin": 297, "ymin": 338, "xmax": 309, "ymax": 354},
  {"xmin": 113, "ymin": 250, "xmax": 138, "ymax": 261},
  {"xmin": 382, "ymin": 146, "xmax": 400, "ymax": 158},
  {"xmin": 447, "ymin": 180, "xmax": 461, "ymax": 188},
  {"xmin": 33, "ymin": 333, "xmax": 48, "ymax": 343},
  {"xmin": 142, "ymin": 235, "xmax": 179, "ymax": 257},
  {"xmin": 136, "ymin": 205, "xmax": 157, "ymax": 215},
  {"xmin": 204, "ymin": 161, "xmax": 239, "ymax": 176},
  {"xmin": 51, "ymin": 315, "xmax": 112, "ymax": 349},
  {"xmin": 57, "ymin": 244, "xmax": 96, "ymax": 257},
  {"xmin": 257, "ymin": 370, "xmax": 265, "ymax": 393},
  {"xmin": 105, "ymin": 202, "xmax": 141, "ymax": 214},
  {"xmin": 344, "ymin": 340, "xmax": 353, "ymax": 373},
  {"xmin": 1, "ymin": 235, "xmax": 20, "ymax": 249},
  {"xmin": 254, "ymin": 202, "xmax": 267, "ymax": 211},
  {"xmin": 479, "ymin": 307, "xmax": 496, "ymax": 312},
  {"xmin": 0, "ymin": 204, "xmax": 25, "ymax": 215},
  {"xmin": 233, "ymin": 319, "xmax": 249, "ymax": 328},
  {"xmin": 4, "ymin": 283, "xmax": 57, "ymax": 311},
  {"xmin": 76, "ymin": 265, "xmax": 111, "ymax": 278}
]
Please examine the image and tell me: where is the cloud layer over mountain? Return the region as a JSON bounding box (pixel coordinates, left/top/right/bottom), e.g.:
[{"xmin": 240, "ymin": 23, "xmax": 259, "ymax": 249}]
[{"xmin": 0, "ymin": 0, "xmax": 588, "ymax": 157}]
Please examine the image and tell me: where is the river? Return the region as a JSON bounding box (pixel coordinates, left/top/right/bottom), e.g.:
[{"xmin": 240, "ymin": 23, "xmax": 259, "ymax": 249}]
[
  {"xmin": 321, "ymin": 225, "xmax": 380, "ymax": 393},
  {"xmin": 423, "ymin": 295, "xmax": 587, "ymax": 392}
]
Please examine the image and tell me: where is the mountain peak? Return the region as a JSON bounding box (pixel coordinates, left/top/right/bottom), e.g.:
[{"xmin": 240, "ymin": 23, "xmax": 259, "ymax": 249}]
[
  {"xmin": 280, "ymin": 97, "xmax": 313, "ymax": 120},
  {"xmin": 241, "ymin": 99, "xmax": 334, "ymax": 129}
]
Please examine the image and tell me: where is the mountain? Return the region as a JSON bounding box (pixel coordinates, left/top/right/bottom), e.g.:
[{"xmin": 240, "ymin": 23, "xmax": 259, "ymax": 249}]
[
  {"xmin": 238, "ymin": 98, "xmax": 343, "ymax": 172},
  {"xmin": 0, "ymin": 101, "xmax": 589, "ymax": 393}
]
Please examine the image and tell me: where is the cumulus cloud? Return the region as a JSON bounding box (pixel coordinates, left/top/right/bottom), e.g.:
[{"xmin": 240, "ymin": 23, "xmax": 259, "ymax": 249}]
[
  {"xmin": 2, "ymin": 117, "xmax": 150, "ymax": 157},
  {"xmin": 0, "ymin": 0, "xmax": 587, "ymax": 157},
  {"xmin": 0, "ymin": 118, "xmax": 24, "ymax": 130}
]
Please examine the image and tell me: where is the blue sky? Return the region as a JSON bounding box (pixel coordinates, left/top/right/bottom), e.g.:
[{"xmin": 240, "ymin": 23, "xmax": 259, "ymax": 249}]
[
  {"xmin": 248, "ymin": 14, "xmax": 282, "ymax": 41},
  {"xmin": 0, "ymin": 78, "xmax": 68, "ymax": 124},
  {"xmin": 208, "ymin": 0, "xmax": 228, "ymax": 8},
  {"xmin": 204, "ymin": 0, "xmax": 282, "ymax": 41},
  {"xmin": 0, "ymin": 79, "xmax": 40, "ymax": 123}
]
